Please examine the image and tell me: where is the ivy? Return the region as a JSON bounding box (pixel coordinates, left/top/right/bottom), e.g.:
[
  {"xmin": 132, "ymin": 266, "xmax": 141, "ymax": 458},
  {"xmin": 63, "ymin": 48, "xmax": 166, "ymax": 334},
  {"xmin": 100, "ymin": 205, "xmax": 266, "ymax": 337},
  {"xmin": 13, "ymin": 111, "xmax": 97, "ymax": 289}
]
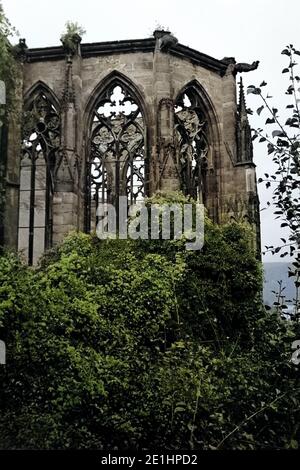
[
  {"xmin": 0, "ymin": 2, "xmax": 19, "ymax": 247},
  {"xmin": 0, "ymin": 211, "xmax": 299, "ymax": 449}
]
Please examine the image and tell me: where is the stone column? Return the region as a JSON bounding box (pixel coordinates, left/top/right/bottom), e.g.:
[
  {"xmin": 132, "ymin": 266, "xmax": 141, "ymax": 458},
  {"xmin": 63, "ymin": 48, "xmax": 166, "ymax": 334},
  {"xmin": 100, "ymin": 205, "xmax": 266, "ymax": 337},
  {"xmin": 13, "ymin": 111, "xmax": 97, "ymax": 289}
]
[
  {"xmin": 52, "ymin": 35, "xmax": 82, "ymax": 245},
  {"xmin": 153, "ymin": 30, "xmax": 179, "ymax": 192}
]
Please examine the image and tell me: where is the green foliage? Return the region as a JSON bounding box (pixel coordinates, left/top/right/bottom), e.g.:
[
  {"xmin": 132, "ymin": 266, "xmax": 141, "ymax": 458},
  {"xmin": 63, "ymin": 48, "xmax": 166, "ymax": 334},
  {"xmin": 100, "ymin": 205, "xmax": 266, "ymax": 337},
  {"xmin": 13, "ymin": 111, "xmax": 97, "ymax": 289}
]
[
  {"xmin": 247, "ymin": 45, "xmax": 300, "ymax": 318},
  {"xmin": 0, "ymin": 2, "xmax": 19, "ymax": 246},
  {"xmin": 0, "ymin": 160, "xmax": 5, "ymax": 247},
  {"xmin": 0, "ymin": 201, "xmax": 299, "ymax": 449},
  {"xmin": 0, "ymin": 2, "xmax": 18, "ymax": 119},
  {"xmin": 63, "ymin": 21, "xmax": 86, "ymax": 38},
  {"xmin": 60, "ymin": 21, "xmax": 86, "ymax": 54},
  {"xmin": 0, "ymin": 4, "xmax": 14, "ymax": 74}
]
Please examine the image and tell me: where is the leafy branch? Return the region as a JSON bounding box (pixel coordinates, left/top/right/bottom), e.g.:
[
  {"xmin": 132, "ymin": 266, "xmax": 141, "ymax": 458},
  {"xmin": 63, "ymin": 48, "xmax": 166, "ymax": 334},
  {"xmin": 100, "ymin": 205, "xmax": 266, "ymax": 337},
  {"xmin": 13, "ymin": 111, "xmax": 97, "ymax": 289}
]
[{"xmin": 247, "ymin": 45, "xmax": 300, "ymax": 318}]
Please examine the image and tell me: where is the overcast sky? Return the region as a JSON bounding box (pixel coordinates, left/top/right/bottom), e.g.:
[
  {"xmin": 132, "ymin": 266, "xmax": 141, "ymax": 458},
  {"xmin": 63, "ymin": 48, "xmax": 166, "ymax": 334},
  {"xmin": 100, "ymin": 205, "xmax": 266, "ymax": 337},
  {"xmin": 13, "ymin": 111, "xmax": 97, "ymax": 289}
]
[{"xmin": 3, "ymin": 0, "xmax": 300, "ymax": 262}]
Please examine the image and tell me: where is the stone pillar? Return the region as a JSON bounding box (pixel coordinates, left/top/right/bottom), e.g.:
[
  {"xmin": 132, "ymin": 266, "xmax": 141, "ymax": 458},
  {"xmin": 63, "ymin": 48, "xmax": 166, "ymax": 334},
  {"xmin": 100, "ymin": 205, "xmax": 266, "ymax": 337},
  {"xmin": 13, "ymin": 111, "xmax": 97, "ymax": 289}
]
[
  {"xmin": 52, "ymin": 36, "xmax": 82, "ymax": 244},
  {"xmin": 220, "ymin": 62, "xmax": 239, "ymax": 224},
  {"xmin": 222, "ymin": 62, "xmax": 238, "ymax": 163},
  {"xmin": 153, "ymin": 30, "xmax": 179, "ymax": 192},
  {"xmin": 220, "ymin": 65, "xmax": 261, "ymax": 256},
  {"xmin": 72, "ymin": 47, "xmax": 84, "ymax": 232}
]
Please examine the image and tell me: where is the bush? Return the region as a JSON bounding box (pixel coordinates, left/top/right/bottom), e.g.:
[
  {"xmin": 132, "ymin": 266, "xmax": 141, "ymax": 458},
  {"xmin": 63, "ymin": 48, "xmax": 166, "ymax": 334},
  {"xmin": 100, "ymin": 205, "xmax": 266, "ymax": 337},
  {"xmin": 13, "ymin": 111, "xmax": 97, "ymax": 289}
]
[{"xmin": 0, "ymin": 203, "xmax": 299, "ymax": 449}]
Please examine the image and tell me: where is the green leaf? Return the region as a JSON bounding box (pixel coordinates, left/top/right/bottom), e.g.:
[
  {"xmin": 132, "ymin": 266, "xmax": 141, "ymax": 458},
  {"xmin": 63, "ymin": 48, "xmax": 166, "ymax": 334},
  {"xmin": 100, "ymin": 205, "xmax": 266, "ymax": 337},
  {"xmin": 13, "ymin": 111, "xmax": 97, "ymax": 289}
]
[
  {"xmin": 272, "ymin": 130, "xmax": 285, "ymax": 137},
  {"xmin": 286, "ymin": 85, "xmax": 294, "ymax": 94},
  {"xmin": 285, "ymin": 117, "xmax": 298, "ymax": 126},
  {"xmin": 257, "ymin": 105, "xmax": 264, "ymax": 115},
  {"xmin": 174, "ymin": 407, "xmax": 186, "ymax": 413},
  {"xmin": 289, "ymin": 440, "xmax": 298, "ymax": 450},
  {"xmin": 247, "ymin": 86, "xmax": 261, "ymax": 95}
]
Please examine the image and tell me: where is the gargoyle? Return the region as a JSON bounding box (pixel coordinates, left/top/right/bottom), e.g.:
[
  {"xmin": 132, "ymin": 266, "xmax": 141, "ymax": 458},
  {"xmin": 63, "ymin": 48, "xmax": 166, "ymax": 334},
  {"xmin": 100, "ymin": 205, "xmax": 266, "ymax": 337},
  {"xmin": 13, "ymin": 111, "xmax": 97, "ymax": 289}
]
[{"xmin": 234, "ymin": 61, "xmax": 260, "ymax": 73}]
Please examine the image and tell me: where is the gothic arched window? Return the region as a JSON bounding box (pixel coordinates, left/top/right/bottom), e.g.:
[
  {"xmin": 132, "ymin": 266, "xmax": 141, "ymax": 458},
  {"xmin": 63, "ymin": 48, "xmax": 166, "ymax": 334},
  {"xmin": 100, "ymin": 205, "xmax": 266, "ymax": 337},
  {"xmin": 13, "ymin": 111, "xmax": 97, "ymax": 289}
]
[
  {"xmin": 175, "ymin": 88, "xmax": 210, "ymax": 202},
  {"xmin": 18, "ymin": 89, "xmax": 61, "ymax": 265},
  {"xmin": 86, "ymin": 82, "xmax": 146, "ymax": 232}
]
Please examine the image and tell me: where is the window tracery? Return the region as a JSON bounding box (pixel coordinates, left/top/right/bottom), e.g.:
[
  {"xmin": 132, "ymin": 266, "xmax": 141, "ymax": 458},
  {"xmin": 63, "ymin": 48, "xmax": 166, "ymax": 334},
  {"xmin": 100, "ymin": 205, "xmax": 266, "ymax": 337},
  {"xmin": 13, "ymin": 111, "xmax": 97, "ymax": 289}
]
[
  {"xmin": 87, "ymin": 83, "xmax": 146, "ymax": 231},
  {"xmin": 175, "ymin": 90, "xmax": 209, "ymax": 202},
  {"xmin": 18, "ymin": 90, "xmax": 61, "ymax": 264}
]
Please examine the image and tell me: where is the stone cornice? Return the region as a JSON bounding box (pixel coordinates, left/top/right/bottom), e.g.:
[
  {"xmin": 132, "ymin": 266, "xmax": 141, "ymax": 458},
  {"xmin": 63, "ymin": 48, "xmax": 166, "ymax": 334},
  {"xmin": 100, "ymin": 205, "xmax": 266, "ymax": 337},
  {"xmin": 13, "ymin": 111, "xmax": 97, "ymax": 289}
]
[{"xmin": 26, "ymin": 38, "xmax": 229, "ymax": 76}]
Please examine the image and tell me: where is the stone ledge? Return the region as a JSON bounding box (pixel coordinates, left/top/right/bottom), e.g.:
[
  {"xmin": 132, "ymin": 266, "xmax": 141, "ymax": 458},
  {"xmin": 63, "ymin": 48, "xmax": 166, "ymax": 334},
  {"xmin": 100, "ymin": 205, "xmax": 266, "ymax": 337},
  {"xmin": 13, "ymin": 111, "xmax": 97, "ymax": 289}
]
[{"xmin": 26, "ymin": 38, "xmax": 228, "ymax": 76}]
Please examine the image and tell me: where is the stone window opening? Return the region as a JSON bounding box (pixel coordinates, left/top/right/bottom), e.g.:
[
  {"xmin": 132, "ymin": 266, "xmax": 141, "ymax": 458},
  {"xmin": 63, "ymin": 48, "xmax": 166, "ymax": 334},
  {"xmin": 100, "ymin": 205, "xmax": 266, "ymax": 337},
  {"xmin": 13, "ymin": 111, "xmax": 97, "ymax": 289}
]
[
  {"xmin": 18, "ymin": 90, "xmax": 60, "ymax": 265},
  {"xmin": 175, "ymin": 88, "xmax": 210, "ymax": 203},
  {"xmin": 86, "ymin": 83, "xmax": 146, "ymax": 232}
]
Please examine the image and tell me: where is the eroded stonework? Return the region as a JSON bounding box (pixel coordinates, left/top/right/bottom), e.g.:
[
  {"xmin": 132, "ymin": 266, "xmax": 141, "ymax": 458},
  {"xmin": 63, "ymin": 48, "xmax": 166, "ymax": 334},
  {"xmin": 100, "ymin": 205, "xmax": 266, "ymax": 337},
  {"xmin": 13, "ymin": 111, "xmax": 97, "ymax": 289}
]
[{"xmin": 2, "ymin": 30, "xmax": 261, "ymax": 263}]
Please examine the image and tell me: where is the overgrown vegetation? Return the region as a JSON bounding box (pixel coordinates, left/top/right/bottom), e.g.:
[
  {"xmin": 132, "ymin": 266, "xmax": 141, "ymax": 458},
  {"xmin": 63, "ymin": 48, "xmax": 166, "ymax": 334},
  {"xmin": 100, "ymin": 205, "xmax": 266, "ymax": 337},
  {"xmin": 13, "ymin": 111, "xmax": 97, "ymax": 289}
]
[
  {"xmin": 248, "ymin": 45, "xmax": 300, "ymax": 318},
  {"xmin": 0, "ymin": 197, "xmax": 299, "ymax": 449},
  {"xmin": 0, "ymin": 2, "xmax": 18, "ymax": 118},
  {"xmin": 60, "ymin": 21, "xmax": 86, "ymax": 54},
  {"xmin": 0, "ymin": 2, "xmax": 18, "ymax": 247},
  {"xmin": 0, "ymin": 3, "xmax": 299, "ymax": 448}
]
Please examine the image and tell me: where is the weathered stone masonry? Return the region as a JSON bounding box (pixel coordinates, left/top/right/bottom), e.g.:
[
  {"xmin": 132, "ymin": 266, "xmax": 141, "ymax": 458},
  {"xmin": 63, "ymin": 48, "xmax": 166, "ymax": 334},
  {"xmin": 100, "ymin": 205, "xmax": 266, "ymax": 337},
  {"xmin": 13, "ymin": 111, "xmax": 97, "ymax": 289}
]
[{"xmin": 2, "ymin": 30, "xmax": 261, "ymax": 264}]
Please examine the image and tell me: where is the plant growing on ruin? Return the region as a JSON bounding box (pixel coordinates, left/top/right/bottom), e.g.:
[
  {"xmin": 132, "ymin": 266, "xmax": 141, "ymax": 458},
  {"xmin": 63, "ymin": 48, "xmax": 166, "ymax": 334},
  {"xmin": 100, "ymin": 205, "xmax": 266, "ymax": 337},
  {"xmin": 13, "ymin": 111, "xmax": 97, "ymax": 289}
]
[
  {"xmin": 0, "ymin": 2, "xmax": 19, "ymax": 248},
  {"xmin": 60, "ymin": 21, "xmax": 86, "ymax": 54},
  {"xmin": 0, "ymin": 2, "xmax": 18, "ymax": 107},
  {"xmin": 1, "ymin": 207, "xmax": 299, "ymax": 450},
  {"xmin": 247, "ymin": 45, "xmax": 300, "ymax": 319}
]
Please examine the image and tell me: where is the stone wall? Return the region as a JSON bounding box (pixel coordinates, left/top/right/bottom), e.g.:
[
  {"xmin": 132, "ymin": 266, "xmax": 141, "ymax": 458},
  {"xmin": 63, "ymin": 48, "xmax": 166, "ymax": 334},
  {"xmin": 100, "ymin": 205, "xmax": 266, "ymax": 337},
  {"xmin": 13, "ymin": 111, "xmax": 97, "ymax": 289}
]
[{"xmin": 3, "ymin": 31, "xmax": 261, "ymax": 262}]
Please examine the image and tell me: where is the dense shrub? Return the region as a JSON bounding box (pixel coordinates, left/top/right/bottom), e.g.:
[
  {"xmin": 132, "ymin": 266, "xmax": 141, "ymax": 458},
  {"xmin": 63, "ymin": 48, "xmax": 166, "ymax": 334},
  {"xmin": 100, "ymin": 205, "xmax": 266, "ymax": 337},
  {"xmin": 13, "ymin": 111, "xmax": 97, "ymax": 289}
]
[{"xmin": 0, "ymin": 202, "xmax": 299, "ymax": 449}]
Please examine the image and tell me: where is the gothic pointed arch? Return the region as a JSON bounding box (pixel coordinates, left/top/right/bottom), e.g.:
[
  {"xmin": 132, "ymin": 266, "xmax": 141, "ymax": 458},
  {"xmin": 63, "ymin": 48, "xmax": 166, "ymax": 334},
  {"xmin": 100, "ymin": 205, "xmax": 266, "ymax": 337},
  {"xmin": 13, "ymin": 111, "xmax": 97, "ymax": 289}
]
[
  {"xmin": 84, "ymin": 71, "xmax": 148, "ymax": 130},
  {"xmin": 84, "ymin": 71, "xmax": 148, "ymax": 232},
  {"xmin": 174, "ymin": 80, "xmax": 220, "ymax": 205},
  {"xmin": 24, "ymin": 80, "xmax": 61, "ymax": 112},
  {"xmin": 18, "ymin": 82, "xmax": 61, "ymax": 265}
]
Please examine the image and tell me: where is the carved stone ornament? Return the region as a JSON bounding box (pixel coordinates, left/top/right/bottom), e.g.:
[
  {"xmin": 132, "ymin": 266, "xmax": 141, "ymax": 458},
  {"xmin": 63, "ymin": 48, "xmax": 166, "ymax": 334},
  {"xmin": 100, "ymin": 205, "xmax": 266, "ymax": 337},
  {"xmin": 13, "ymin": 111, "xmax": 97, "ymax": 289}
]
[
  {"xmin": 222, "ymin": 57, "xmax": 259, "ymax": 76},
  {"xmin": 234, "ymin": 61, "xmax": 260, "ymax": 74},
  {"xmin": 88, "ymin": 83, "xmax": 146, "ymax": 224},
  {"xmin": 174, "ymin": 91, "xmax": 209, "ymax": 200},
  {"xmin": 22, "ymin": 92, "xmax": 61, "ymax": 169}
]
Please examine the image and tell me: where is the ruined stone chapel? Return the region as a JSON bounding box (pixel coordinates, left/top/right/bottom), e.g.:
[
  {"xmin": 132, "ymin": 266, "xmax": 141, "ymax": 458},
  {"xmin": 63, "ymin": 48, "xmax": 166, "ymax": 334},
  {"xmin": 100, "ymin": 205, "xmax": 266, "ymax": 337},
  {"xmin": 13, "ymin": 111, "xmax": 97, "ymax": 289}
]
[{"xmin": 1, "ymin": 30, "xmax": 261, "ymax": 264}]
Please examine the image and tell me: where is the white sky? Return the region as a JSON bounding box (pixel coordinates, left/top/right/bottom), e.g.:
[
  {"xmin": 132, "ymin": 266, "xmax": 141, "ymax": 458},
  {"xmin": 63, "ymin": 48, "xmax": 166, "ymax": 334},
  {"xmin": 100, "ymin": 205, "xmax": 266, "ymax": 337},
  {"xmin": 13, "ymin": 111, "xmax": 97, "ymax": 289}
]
[{"xmin": 3, "ymin": 0, "xmax": 300, "ymax": 262}]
